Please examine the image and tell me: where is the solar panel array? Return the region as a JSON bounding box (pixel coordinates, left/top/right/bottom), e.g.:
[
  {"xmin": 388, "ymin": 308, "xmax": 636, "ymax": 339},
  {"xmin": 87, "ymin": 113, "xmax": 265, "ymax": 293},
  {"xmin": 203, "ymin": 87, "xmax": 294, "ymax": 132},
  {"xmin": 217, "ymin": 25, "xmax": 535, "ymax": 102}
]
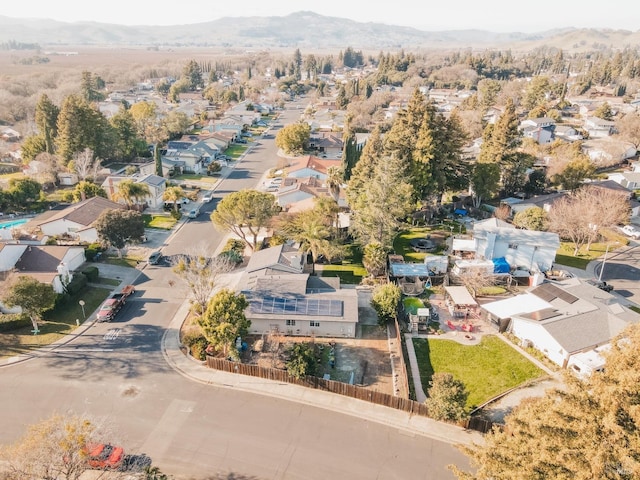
[
  {"xmin": 531, "ymin": 283, "xmax": 578, "ymax": 304},
  {"xmin": 250, "ymin": 296, "xmax": 343, "ymax": 317}
]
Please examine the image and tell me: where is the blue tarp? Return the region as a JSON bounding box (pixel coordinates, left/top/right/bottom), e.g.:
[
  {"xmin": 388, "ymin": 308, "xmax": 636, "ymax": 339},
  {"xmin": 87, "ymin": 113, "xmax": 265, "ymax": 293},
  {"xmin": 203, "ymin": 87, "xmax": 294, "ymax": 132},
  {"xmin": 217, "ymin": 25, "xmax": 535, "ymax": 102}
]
[
  {"xmin": 454, "ymin": 208, "xmax": 467, "ymax": 216},
  {"xmin": 492, "ymin": 257, "xmax": 510, "ymax": 274}
]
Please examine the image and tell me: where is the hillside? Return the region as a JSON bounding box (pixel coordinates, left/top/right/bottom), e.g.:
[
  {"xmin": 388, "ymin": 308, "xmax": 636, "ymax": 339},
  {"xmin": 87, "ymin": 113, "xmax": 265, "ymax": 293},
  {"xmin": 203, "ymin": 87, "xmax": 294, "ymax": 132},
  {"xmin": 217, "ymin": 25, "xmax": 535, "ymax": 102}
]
[{"xmin": 1, "ymin": 11, "xmax": 639, "ymax": 51}]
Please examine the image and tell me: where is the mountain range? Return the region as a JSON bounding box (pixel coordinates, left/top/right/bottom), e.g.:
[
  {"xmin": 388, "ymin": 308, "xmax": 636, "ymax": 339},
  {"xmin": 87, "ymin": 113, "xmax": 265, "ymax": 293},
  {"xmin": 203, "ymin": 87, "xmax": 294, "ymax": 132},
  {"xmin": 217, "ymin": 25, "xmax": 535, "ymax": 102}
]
[{"xmin": 1, "ymin": 11, "xmax": 639, "ymax": 51}]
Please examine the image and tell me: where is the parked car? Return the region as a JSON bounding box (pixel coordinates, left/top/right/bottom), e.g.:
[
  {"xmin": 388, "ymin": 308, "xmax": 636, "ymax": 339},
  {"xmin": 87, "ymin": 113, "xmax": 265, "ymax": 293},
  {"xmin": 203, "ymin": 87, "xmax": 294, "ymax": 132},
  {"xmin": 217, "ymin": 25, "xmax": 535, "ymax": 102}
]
[
  {"xmin": 202, "ymin": 191, "xmax": 213, "ymax": 203},
  {"xmin": 619, "ymin": 225, "xmax": 640, "ymax": 239},
  {"xmin": 148, "ymin": 251, "xmax": 163, "ymax": 265},
  {"xmin": 85, "ymin": 443, "xmax": 125, "ymax": 470},
  {"xmin": 187, "ymin": 207, "xmax": 200, "ymax": 219},
  {"xmin": 586, "ymin": 279, "xmax": 614, "ymax": 292}
]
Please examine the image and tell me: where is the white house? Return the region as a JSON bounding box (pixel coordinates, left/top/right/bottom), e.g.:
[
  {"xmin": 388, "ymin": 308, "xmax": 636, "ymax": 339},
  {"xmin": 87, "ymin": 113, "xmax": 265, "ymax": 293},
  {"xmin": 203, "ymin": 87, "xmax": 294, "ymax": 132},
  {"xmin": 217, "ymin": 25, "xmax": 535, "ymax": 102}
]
[
  {"xmin": 471, "ymin": 218, "xmax": 560, "ymax": 272},
  {"xmin": 33, "ymin": 196, "xmax": 125, "ymax": 243},
  {"xmin": 0, "ymin": 244, "xmax": 86, "ymax": 294},
  {"xmin": 583, "ymin": 117, "xmax": 615, "ymax": 138},
  {"xmin": 237, "ymin": 243, "xmax": 359, "ymax": 338},
  {"xmin": 489, "ymin": 280, "xmax": 640, "ymax": 372}
]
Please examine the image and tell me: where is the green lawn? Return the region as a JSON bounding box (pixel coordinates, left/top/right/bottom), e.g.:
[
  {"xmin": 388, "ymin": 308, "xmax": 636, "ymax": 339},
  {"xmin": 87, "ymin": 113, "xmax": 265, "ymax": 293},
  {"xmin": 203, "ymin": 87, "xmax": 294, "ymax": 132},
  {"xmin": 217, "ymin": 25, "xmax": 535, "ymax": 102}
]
[
  {"xmin": 319, "ymin": 244, "xmax": 367, "ymax": 284},
  {"xmin": 403, "ymin": 297, "xmax": 425, "ymax": 315},
  {"xmin": 0, "ymin": 286, "xmax": 112, "ymax": 359},
  {"xmin": 393, "ymin": 225, "xmax": 455, "ymax": 262},
  {"xmin": 413, "ymin": 335, "xmax": 545, "ymax": 408},
  {"xmin": 554, "ymin": 241, "xmax": 620, "ymax": 270},
  {"xmin": 142, "ymin": 213, "xmax": 178, "ymax": 229}
]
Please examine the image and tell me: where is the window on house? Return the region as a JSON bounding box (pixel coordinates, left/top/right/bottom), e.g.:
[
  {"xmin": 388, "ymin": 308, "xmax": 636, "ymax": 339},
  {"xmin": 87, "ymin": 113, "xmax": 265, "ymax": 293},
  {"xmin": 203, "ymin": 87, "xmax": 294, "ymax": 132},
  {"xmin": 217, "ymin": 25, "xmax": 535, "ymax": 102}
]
[
  {"xmin": 310, "ymin": 321, "xmax": 320, "ymax": 327},
  {"xmin": 508, "ymin": 243, "xmax": 518, "ymax": 249},
  {"xmin": 286, "ymin": 319, "xmax": 296, "ymax": 326}
]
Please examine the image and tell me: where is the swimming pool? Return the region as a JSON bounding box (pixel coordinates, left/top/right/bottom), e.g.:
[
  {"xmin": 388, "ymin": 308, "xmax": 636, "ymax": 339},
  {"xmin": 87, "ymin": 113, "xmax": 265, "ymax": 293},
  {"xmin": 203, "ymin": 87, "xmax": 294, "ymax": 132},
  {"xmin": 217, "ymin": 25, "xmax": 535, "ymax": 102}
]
[{"xmin": 0, "ymin": 218, "xmax": 28, "ymax": 229}]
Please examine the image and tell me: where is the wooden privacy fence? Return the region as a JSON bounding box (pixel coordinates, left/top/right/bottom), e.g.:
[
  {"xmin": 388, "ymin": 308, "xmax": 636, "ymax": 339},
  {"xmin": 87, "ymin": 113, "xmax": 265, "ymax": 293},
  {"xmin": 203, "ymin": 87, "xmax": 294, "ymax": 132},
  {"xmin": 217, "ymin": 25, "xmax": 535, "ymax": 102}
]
[{"xmin": 206, "ymin": 356, "xmax": 430, "ymax": 417}]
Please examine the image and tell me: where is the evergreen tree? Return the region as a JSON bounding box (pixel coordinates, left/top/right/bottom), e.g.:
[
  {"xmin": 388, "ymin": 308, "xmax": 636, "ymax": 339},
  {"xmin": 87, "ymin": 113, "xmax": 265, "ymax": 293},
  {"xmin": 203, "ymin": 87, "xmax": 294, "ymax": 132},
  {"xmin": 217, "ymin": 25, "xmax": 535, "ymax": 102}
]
[{"xmin": 34, "ymin": 94, "xmax": 59, "ymax": 154}]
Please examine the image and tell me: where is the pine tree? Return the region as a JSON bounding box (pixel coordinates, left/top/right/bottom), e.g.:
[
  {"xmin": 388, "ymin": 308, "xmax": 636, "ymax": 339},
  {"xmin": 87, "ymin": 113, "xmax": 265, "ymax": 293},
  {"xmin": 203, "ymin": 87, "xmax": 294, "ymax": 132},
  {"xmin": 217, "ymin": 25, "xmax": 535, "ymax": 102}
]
[{"xmin": 34, "ymin": 94, "xmax": 59, "ymax": 155}]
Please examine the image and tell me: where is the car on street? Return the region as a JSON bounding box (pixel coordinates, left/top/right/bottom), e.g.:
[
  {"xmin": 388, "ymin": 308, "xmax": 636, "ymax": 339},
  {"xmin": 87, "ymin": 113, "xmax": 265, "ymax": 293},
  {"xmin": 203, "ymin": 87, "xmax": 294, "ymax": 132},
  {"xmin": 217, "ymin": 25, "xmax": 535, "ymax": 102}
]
[
  {"xmin": 85, "ymin": 443, "xmax": 125, "ymax": 470},
  {"xmin": 187, "ymin": 207, "xmax": 200, "ymax": 219},
  {"xmin": 619, "ymin": 225, "xmax": 640, "ymax": 239},
  {"xmin": 147, "ymin": 251, "xmax": 163, "ymax": 265},
  {"xmin": 202, "ymin": 191, "xmax": 213, "ymax": 203},
  {"xmin": 586, "ymin": 279, "xmax": 614, "ymax": 292}
]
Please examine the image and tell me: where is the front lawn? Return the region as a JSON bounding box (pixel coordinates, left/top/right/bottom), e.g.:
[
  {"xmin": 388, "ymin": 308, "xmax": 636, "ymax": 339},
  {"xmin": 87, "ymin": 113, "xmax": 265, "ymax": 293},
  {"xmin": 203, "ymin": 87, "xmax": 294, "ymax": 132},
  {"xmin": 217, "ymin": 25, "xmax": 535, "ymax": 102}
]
[
  {"xmin": 172, "ymin": 174, "xmax": 219, "ymax": 184},
  {"xmin": 0, "ymin": 286, "xmax": 112, "ymax": 358},
  {"xmin": 412, "ymin": 335, "xmax": 545, "ymax": 408},
  {"xmin": 554, "ymin": 241, "xmax": 619, "ymax": 270},
  {"xmin": 143, "ymin": 213, "xmax": 178, "ymax": 229}
]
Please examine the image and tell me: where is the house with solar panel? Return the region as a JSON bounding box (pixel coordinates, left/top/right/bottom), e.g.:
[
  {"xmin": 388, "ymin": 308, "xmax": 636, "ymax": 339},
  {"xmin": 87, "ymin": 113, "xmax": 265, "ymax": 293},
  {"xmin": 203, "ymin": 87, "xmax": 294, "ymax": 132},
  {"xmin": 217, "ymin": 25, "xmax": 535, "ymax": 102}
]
[
  {"xmin": 237, "ymin": 243, "xmax": 359, "ymax": 338},
  {"xmin": 480, "ymin": 280, "xmax": 640, "ymax": 376}
]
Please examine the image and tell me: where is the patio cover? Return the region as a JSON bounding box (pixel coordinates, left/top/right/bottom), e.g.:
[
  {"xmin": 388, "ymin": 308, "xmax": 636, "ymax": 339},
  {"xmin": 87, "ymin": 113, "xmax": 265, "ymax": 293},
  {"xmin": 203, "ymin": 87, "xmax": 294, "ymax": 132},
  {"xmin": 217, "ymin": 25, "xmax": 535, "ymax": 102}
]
[
  {"xmin": 444, "ymin": 286, "xmax": 477, "ymax": 307},
  {"xmin": 390, "ymin": 263, "xmax": 432, "ymax": 277}
]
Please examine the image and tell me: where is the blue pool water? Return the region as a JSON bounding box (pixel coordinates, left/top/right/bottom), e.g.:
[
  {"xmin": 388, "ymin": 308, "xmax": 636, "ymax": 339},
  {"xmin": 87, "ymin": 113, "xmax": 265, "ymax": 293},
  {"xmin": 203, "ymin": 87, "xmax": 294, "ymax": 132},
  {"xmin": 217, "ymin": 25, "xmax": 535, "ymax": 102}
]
[{"xmin": 0, "ymin": 218, "xmax": 28, "ymax": 229}]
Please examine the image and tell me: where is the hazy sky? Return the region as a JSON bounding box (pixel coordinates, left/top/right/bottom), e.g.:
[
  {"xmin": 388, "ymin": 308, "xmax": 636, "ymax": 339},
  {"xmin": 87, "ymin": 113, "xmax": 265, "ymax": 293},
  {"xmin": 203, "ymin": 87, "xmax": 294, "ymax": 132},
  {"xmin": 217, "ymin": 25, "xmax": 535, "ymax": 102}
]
[{"xmin": 4, "ymin": 0, "xmax": 637, "ymax": 33}]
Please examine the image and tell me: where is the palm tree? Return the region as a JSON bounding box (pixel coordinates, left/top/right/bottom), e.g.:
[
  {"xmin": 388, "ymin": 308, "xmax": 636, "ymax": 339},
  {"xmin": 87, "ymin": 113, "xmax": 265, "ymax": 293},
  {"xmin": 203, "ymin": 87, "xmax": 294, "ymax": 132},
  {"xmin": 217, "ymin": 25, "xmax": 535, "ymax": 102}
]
[
  {"xmin": 114, "ymin": 179, "xmax": 150, "ymax": 210},
  {"xmin": 325, "ymin": 166, "xmax": 344, "ymax": 203},
  {"xmin": 278, "ymin": 209, "xmax": 341, "ymax": 274},
  {"xmin": 162, "ymin": 186, "xmax": 185, "ymax": 214}
]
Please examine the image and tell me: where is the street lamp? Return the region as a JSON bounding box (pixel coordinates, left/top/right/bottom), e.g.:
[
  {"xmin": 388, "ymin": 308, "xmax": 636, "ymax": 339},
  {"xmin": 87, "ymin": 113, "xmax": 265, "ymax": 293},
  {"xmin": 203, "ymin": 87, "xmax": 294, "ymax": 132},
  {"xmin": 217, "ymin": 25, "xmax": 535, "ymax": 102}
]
[
  {"xmin": 598, "ymin": 242, "xmax": 618, "ymax": 282},
  {"xmin": 79, "ymin": 300, "xmax": 86, "ymax": 319}
]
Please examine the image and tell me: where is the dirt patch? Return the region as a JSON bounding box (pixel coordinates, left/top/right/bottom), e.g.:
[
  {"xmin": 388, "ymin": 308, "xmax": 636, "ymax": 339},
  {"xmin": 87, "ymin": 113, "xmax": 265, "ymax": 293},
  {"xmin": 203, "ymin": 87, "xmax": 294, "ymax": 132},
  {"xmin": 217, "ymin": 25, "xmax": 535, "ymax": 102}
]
[{"xmin": 241, "ymin": 325, "xmax": 393, "ymax": 393}]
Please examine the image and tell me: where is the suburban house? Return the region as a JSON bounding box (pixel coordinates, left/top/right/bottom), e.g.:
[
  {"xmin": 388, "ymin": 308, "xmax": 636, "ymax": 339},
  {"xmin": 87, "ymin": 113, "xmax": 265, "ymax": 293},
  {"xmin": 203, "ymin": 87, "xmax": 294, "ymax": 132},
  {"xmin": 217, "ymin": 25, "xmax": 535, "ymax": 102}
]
[
  {"xmin": 286, "ymin": 155, "xmax": 342, "ymax": 180},
  {"xmin": 509, "ymin": 192, "xmax": 568, "ymax": 214},
  {"xmin": 480, "ymin": 280, "xmax": 640, "ymax": 375},
  {"xmin": 101, "ymin": 173, "xmax": 166, "ymax": 209},
  {"xmin": 582, "ymin": 137, "xmax": 637, "ymax": 166},
  {"xmin": 237, "ymin": 243, "xmax": 359, "ymax": 338},
  {"xmin": 519, "ymin": 117, "xmax": 556, "ymax": 144},
  {"xmin": 471, "ymin": 218, "xmax": 560, "ymax": 272},
  {"xmin": 553, "ymin": 125, "xmax": 583, "ymax": 142},
  {"xmin": 32, "ymin": 196, "xmax": 125, "ymax": 243},
  {"xmin": 0, "ymin": 244, "xmax": 86, "ymax": 295},
  {"xmin": 307, "ymin": 133, "xmax": 344, "ymax": 158},
  {"xmin": 607, "ymin": 170, "xmax": 640, "ymax": 191},
  {"xmin": 583, "ymin": 117, "xmax": 615, "ymax": 138}
]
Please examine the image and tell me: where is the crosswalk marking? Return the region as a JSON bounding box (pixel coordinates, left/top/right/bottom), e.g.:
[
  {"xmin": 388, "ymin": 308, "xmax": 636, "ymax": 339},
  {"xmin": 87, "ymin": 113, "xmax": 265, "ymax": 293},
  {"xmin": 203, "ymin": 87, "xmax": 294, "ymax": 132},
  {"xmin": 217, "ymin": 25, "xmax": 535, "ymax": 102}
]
[{"xmin": 104, "ymin": 328, "xmax": 121, "ymax": 340}]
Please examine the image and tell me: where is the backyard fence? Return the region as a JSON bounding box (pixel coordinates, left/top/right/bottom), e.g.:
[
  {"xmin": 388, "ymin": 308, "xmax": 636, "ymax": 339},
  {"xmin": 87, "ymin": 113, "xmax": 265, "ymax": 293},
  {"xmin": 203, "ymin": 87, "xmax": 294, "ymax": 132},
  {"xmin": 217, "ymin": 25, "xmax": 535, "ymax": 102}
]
[
  {"xmin": 205, "ymin": 356, "xmax": 429, "ymax": 416},
  {"xmin": 393, "ymin": 317, "xmax": 410, "ymax": 397}
]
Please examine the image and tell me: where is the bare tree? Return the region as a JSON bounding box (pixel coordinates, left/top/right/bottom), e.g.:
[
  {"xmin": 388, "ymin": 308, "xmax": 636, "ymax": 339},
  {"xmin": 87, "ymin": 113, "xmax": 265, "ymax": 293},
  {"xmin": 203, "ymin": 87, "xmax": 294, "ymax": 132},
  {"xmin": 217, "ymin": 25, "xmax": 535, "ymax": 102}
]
[
  {"xmin": 171, "ymin": 242, "xmax": 235, "ymax": 314},
  {"xmin": 547, "ymin": 186, "xmax": 629, "ymax": 255},
  {"xmin": 452, "ymin": 271, "xmax": 497, "ymax": 298},
  {"xmin": 615, "ymin": 110, "xmax": 640, "ymax": 151},
  {"xmin": 72, "ymin": 147, "xmax": 99, "ymax": 181},
  {"xmin": 0, "ymin": 412, "xmax": 122, "ymax": 480}
]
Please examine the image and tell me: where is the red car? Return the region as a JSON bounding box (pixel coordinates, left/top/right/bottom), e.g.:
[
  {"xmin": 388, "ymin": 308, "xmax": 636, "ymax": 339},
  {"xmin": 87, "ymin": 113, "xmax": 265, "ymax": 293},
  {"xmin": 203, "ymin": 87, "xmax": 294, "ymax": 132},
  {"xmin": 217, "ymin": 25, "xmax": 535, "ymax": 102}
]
[{"xmin": 85, "ymin": 443, "xmax": 124, "ymax": 469}]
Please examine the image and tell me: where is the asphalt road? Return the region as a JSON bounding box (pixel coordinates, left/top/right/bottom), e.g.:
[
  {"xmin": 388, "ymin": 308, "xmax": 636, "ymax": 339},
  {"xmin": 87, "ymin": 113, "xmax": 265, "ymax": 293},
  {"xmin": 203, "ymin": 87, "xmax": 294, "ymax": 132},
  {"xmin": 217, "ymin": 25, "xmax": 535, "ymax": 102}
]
[
  {"xmin": 0, "ymin": 104, "xmax": 472, "ymax": 479},
  {"xmin": 593, "ymin": 240, "xmax": 640, "ymax": 303}
]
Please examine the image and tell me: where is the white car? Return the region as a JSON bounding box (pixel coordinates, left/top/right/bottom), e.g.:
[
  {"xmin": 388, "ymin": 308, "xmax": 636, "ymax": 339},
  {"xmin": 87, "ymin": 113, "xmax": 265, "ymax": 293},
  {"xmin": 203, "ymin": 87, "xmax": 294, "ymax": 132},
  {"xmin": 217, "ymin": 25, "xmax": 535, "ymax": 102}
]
[
  {"xmin": 620, "ymin": 225, "xmax": 640, "ymax": 239},
  {"xmin": 202, "ymin": 191, "xmax": 213, "ymax": 203}
]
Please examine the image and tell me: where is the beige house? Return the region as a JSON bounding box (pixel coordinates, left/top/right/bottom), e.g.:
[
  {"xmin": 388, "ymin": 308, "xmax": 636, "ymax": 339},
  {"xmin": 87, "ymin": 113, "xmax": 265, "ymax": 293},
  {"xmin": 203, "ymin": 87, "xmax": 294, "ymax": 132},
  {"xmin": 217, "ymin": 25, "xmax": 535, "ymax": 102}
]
[{"xmin": 238, "ymin": 243, "xmax": 359, "ymax": 338}]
